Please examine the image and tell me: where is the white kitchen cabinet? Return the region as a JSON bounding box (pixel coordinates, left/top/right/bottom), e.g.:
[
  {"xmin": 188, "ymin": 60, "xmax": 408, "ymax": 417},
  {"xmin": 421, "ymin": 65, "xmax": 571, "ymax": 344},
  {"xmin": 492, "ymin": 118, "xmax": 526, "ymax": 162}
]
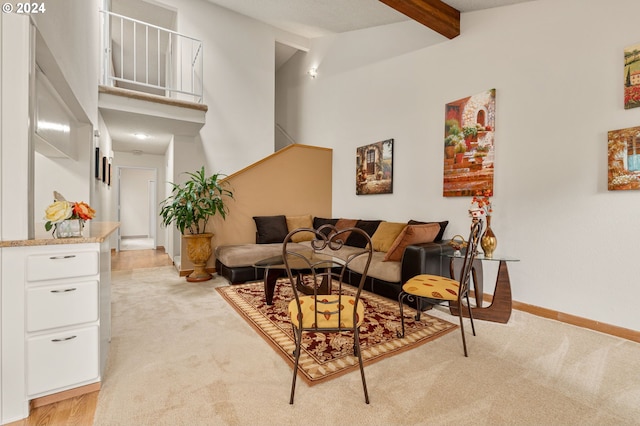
[
  {"xmin": 26, "ymin": 280, "xmax": 99, "ymax": 332},
  {"xmin": 0, "ymin": 222, "xmax": 118, "ymax": 425},
  {"xmin": 22, "ymin": 244, "xmax": 103, "ymax": 399},
  {"xmin": 26, "ymin": 325, "xmax": 99, "ymax": 396}
]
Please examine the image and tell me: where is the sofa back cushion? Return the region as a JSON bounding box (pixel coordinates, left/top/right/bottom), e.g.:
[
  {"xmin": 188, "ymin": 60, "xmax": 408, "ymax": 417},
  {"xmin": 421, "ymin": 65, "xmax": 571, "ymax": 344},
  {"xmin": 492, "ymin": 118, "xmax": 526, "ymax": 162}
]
[
  {"xmin": 345, "ymin": 220, "xmax": 382, "ymax": 248},
  {"xmin": 370, "ymin": 222, "xmax": 407, "ymax": 252},
  {"xmin": 383, "ymin": 223, "xmax": 441, "ymax": 262},
  {"xmin": 253, "ymin": 215, "xmax": 289, "ymax": 243},
  {"xmin": 313, "ymin": 217, "xmax": 339, "ymax": 235}
]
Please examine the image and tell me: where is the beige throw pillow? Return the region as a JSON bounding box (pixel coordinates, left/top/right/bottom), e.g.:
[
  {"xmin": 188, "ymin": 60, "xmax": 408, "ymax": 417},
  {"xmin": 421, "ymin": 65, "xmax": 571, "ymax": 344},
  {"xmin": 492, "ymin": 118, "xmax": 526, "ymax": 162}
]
[
  {"xmin": 286, "ymin": 214, "xmax": 314, "ymax": 242},
  {"xmin": 383, "ymin": 223, "xmax": 440, "ymax": 262},
  {"xmin": 370, "ymin": 222, "xmax": 407, "ymax": 252}
]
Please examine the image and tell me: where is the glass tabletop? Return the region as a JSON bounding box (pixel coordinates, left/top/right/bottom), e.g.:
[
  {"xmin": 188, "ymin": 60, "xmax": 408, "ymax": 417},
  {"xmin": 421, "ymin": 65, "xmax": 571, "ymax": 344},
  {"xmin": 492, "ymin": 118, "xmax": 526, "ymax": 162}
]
[
  {"xmin": 254, "ymin": 251, "xmax": 345, "ymax": 270},
  {"xmin": 443, "ymin": 252, "xmax": 520, "ymax": 262}
]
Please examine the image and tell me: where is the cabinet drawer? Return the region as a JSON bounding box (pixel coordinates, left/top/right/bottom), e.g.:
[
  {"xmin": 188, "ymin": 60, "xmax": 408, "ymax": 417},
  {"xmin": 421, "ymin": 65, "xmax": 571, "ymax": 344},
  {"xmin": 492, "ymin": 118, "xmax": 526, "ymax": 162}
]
[
  {"xmin": 27, "ymin": 281, "xmax": 99, "ymax": 332},
  {"xmin": 27, "ymin": 326, "xmax": 99, "ymax": 396},
  {"xmin": 27, "ymin": 251, "xmax": 99, "ymax": 282}
]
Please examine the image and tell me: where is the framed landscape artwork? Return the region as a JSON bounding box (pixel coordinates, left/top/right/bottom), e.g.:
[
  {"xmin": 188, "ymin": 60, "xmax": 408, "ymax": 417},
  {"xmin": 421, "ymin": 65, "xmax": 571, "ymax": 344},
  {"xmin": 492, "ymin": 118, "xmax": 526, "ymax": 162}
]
[
  {"xmin": 624, "ymin": 43, "xmax": 640, "ymax": 110},
  {"xmin": 356, "ymin": 139, "xmax": 393, "ymax": 195},
  {"xmin": 607, "ymin": 126, "xmax": 640, "ymax": 190},
  {"xmin": 443, "ymin": 89, "xmax": 496, "ymax": 197}
]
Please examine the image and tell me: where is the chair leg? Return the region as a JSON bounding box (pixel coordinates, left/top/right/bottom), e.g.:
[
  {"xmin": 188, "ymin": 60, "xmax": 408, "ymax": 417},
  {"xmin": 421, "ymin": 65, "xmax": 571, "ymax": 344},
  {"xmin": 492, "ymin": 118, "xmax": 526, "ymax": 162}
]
[
  {"xmin": 457, "ymin": 299, "xmax": 469, "ymax": 357},
  {"xmin": 464, "ymin": 292, "xmax": 476, "ymax": 336},
  {"xmin": 290, "ymin": 326, "xmax": 303, "ymax": 404},
  {"xmin": 353, "ymin": 327, "xmax": 370, "ymax": 404}
]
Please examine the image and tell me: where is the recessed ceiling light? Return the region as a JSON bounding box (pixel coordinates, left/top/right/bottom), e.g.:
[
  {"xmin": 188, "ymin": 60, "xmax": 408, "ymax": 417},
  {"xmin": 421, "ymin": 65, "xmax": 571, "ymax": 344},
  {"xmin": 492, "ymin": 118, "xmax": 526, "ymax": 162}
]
[
  {"xmin": 132, "ymin": 149, "xmax": 143, "ymax": 155},
  {"xmin": 133, "ymin": 132, "xmax": 149, "ymax": 140}
]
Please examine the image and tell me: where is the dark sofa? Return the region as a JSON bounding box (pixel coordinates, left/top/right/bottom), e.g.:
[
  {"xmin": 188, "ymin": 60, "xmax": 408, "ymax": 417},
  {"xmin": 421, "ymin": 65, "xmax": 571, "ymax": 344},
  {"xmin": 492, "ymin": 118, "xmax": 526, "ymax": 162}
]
[{"xmin": 214, "ymin": 215, "xmax": 483, "ymax": 304}]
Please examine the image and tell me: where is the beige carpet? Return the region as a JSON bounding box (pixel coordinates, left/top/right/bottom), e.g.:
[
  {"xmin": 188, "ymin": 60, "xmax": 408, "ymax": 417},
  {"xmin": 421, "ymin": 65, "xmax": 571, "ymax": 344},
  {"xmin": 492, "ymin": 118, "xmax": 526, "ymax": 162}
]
[
  {"xmin": 94, "ymin": 266, "xmax": 640, "ymax": 425},
  {"xmin": 216, "ymin": 280, "xmax": 456, "ymax": 385}
]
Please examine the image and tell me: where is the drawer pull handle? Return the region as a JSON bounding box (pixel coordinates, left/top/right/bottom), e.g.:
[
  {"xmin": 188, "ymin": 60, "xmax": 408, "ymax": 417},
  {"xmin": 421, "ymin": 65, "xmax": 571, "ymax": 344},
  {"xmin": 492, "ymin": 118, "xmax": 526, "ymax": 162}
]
[
  {"xmin": 51, "ymin": 288, "xmax": 77, "ymax": 293},
  {"xmin": 51, "ymin": 335, "xmax": 77, "ymax": 342},
  {"xmin": 49, "ymin": 255, "xmax": 77, "ymax": 260}
]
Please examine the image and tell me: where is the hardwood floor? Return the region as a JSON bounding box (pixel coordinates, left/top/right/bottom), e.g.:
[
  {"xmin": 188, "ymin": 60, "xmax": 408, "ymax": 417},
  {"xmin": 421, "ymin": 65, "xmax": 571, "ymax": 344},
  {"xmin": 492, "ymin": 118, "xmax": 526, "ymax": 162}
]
[
  {"xmin": 111, "ymin": 247, "xmax": 174, "ymax": 271},
  {"xmin": 7, "ymin": 248, "xmax": 174, "ymax": 426}
]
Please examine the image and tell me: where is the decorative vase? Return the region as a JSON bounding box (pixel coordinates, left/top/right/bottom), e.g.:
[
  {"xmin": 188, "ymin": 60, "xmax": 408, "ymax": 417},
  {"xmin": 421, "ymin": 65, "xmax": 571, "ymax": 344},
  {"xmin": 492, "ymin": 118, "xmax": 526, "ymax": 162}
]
[
  {"xmin": 184, "ymin": 233, "xmax": 214, "ymax": 282},
  {"xmin": 55, "ymin": 219, "xmax": 84, "ymax": 238},
  {"xmin": 480, "ymin": 216, "xmax": 497, "ymax": 258}
]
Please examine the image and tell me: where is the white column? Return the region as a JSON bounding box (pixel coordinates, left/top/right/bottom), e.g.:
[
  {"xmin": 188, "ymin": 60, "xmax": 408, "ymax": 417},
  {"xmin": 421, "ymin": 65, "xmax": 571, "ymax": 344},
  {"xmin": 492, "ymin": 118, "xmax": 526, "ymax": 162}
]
[
  {"xmin": 1, "ymin": 11, "xmax": 32, "ymax": 424},
  {"xmin": 1, "ymin": 12, "xmax": 31, "ymax": 241}
]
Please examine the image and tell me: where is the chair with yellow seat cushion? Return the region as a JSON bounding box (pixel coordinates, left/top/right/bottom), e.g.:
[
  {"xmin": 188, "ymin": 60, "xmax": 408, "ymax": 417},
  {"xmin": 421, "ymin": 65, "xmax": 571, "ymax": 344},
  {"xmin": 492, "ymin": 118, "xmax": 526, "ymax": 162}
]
[
  {"xmin": 283, "ymin": 224, "xmax": 373, "ymax": 404},
  {"xmin": 397, "ymin": 217, "xmax": 482, "ymax": 357}
]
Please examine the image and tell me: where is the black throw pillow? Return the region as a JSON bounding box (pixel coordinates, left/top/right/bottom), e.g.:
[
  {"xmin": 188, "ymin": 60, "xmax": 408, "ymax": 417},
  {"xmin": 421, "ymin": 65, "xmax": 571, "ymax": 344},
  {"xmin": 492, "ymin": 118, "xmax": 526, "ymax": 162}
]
[
  {"xmin": 312, "ymin": 217, "xmax": 339, "ymax": 235},
  {"xmin": 253, "ymin": 215, "xmax": 289, "ymax": 243},
  {"xmin": 345, "ymin": 220, "xmax": 382, "ymax": 248}
]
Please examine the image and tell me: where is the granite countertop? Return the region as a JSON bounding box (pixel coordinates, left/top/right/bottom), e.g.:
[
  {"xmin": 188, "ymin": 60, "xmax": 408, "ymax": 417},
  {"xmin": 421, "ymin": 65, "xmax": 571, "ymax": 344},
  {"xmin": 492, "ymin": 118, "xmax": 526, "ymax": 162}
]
[{"xmin": 0, "ymin": 222, "xmax": 120, "ymax": 248}]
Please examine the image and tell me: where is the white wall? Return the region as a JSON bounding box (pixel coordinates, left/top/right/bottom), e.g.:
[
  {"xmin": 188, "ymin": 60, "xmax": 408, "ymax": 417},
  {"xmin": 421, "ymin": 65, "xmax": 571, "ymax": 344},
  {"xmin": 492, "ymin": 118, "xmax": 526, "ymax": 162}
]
[
  {"xmin": 114, "ymin": 151, "xmax": 165, "ymax": 247},
  {"xmin": 30, "ymin": 0, "xmax": 104, "ymax": 235},
  {"xmin": 276, "ymin": 0, "xmax": 640, "ymax": 332},
  {"xmin": 118, "ymin": 168, "xmax": 155, "ymax": 237},
  {"xmin": 157, "ymin": 0, "xmax": 302, "ymax": 173},
  {"xmin": 0, "ymin": 13, "xmax": 31, "ymax": 241},
  {"xmin": 32, "ymin": 1, "xmax": 100, "ymax": 126}
]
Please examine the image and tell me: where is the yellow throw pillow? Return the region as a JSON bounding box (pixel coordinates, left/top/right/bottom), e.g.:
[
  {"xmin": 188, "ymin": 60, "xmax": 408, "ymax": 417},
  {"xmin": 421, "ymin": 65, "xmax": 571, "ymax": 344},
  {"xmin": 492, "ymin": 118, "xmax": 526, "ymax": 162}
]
[
  {"xmin": 286, "ymin": 214, "xmax": 314, "ymax": 242},
  {"xmin": 370, "ymin": 222, "xmax": 407, "ymax": 252},
  {"xmin": 383, "ymin": 223, "xmax": 441, "ymax": 262}
]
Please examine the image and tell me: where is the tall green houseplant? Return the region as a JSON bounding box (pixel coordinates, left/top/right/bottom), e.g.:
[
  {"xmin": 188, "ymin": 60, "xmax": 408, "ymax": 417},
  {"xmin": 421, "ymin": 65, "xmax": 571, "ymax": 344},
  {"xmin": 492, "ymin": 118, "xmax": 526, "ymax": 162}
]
[
  {"xmin": 160, "ymin": 166, "xmax": 233, "ymax": 282},
  {"xmin": 160, "ymin": 166, "xmax": 233, "ymax": 235}
]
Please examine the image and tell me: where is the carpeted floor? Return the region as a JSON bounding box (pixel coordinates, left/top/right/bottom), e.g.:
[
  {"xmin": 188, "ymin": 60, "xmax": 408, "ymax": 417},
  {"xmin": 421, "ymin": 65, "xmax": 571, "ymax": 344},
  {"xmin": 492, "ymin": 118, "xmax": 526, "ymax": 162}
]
[
  {"xmin": 216, "ymin": 280, "xmax": 456, "ymax": 385},
  {"xmin": 94, "ymin": 266, "xmax": 640, "ymax": 425}
]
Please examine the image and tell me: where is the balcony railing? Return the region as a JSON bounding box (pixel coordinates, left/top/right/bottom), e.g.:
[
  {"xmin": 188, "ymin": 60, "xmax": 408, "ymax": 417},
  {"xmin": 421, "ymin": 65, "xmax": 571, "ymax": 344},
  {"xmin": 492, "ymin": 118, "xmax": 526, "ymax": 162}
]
[{"xmin": 100, "ymin": 10, "xmax": 203, "ymax": 103}]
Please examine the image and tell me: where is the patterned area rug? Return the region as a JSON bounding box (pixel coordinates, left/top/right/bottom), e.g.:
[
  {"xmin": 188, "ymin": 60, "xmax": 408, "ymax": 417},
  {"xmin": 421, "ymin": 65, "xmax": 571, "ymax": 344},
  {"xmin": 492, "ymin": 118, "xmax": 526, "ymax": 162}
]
[{"xmin": 216, "ymin": 280, "xmax": 457, "ymax": 385}]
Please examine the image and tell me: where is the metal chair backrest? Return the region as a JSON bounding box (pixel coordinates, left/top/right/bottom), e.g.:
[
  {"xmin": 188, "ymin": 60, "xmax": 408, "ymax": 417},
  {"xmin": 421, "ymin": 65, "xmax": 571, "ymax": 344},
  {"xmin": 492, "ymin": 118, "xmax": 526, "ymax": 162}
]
[
  {"xmin": 282, "ymin": 225, "xmax": 373, "ymax": 332},
  {"xmin": 456, "ymin": 217, "xmax": 483, "ymax": 301}
]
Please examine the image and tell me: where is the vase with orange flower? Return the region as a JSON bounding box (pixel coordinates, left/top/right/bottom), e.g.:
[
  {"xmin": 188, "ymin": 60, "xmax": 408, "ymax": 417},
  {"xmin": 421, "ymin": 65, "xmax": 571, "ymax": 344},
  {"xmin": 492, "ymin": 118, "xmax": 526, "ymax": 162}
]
[
  {"xmin": 471, "ymin": 189, "xmax": 496, "ymax": 258},
  {"xmin": 44, "ymin": 192, "xmax": 96, "ymax": 238}
]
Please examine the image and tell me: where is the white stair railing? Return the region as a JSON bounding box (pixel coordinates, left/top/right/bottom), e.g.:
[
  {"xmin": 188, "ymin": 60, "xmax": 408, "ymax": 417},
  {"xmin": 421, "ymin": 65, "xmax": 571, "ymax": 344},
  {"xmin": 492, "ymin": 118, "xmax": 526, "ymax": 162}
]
[{"xmin": 100, "ymin": 10, "xmax": 203, "ymax": 103}]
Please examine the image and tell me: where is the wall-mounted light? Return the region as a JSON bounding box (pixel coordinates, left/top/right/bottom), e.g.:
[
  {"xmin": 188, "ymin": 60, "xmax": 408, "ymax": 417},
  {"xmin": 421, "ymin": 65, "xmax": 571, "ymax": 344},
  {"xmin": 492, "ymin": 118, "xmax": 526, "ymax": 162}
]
[{"xmin": 307, "ymin": 67, "xmax": 318, "ymax": 79}]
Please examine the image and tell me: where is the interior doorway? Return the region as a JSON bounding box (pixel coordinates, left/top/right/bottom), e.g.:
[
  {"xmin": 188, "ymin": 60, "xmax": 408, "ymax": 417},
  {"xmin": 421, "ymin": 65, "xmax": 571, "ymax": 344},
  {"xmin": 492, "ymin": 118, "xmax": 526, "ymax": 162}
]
[{"xmin": 117, "ymin": 166, "xmax": 157, "ymax": 251}]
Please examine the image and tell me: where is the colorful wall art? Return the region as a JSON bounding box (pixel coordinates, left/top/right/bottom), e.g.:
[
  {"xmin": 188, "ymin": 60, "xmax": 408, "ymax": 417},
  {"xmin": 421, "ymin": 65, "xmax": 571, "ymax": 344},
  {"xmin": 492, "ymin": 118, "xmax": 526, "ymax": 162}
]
[
  {"xmin": 443, "ymin": 89, "xmax": 496, "ymax": 197},
  {"xmin": 356, "ymin": 139, "xmax": 393, "ymax": 195},
  {"xmin": 607, "ymin": 126, "xmax": 640, "ymax": 190},
  {"xmin": 624, "ymin": 43, "xmax": 640, "ymax": 110}
]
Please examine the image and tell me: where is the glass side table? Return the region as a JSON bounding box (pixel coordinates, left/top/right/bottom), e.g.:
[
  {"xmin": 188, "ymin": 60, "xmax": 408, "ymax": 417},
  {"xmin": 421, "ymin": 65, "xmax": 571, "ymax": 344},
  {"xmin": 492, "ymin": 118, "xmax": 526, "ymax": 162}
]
[
  {"xmin": 254, "ymin": 252, "xmax": 344, "ymax": 305},
  {"xmin": 445, "ymin": 253, "xmax": 520, "ymax": 324}
]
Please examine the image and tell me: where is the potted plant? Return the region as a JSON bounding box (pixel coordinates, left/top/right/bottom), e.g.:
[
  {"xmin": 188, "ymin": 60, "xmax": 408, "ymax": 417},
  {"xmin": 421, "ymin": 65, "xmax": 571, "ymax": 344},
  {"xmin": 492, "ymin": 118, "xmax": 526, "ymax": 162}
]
[
  {"xmin": 463, "ymin": 125, "xmax": 478, "ymax": 142},
  {"xmin": 454, "ymin": 140, "xmax": 467, "ymax": 164},
  {"xmin": 445, "ymin": 120, "xmax": 463, "ymax": 159},
  {"xmin": 160, "ymin": 166, "xmax": 234, "ymax": 282}
]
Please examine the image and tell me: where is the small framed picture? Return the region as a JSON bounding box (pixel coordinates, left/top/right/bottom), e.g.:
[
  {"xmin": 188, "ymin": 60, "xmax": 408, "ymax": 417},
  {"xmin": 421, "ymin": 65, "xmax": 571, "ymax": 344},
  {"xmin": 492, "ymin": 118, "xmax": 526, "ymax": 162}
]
[
  {"xmin": 356, "ymin": 139, "xmax": 394, "ymax": 195},
  {"xmin": 95, "ymin": 147, "xmax": 100, "ymax": 179},
  {"xmin": 108, "ymin": 162, "xmax": 112, "ymax": 186},
  {"xmin": 102, "ymin": 156, "xmax": 107, "ymax": 183}
]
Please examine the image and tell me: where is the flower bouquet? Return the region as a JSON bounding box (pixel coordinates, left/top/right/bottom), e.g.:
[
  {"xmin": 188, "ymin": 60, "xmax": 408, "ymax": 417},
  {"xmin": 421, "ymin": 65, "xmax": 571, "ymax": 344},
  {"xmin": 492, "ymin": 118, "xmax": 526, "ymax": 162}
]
[
  {"xmin": 469, "ymin": 189, "xmax": 493, "ymax": 218},
  {"xmin": 44, "ymin": 191, "xmax": 96, "ymax": 237}
]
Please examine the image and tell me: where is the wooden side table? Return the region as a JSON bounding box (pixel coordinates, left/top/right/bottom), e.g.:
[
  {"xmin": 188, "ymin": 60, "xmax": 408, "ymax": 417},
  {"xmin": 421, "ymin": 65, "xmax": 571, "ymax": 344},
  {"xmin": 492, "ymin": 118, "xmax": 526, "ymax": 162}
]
[{"xmin": 448, "ymin": 254, "xmax": 520, "ymax": 323}]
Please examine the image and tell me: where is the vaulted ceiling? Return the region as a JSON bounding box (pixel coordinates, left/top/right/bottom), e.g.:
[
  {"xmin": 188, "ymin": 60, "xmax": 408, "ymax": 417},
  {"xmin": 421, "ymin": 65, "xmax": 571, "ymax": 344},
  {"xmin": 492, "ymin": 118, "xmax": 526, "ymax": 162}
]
[
  {"xmin": 203, "ymin": 0, "xmax": 535, "ymax": 39},
  {"xmin": 104, "ymin": 0, "xmax": 536, "ymax": 155}
]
